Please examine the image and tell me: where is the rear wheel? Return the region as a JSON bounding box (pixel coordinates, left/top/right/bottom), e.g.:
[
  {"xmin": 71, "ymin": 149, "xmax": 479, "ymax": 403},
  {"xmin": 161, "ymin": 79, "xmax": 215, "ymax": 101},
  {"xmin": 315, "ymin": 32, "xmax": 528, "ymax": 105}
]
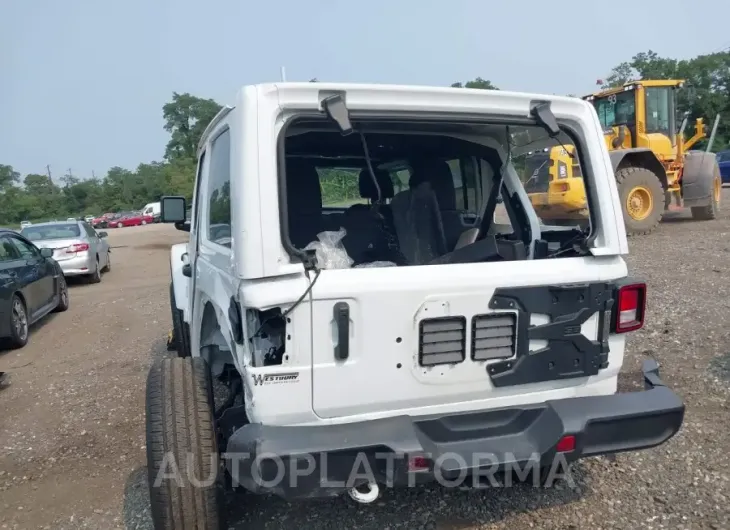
[
  {"xmin": 142, "ymin": 220, "xmax": 147, "ymax": 225},
  {"xmin": 7, "ymin": 295, "xmax": 29, "ymax": 348},
  {"xmin": 616, "ymin": 167, "xmax": 665, "ymax": 236},
  {"xmin": 146, "ymin": 357, "xmax": 225, "ymax": 530},
  {"xmin": 55, "ymin": 274, "xmax": 69, "ymax": 312},
  {"xmin": 88, "ymin": 258, "xmax": 101, "ymax": 284},
  {"xmin": 117, "ymin": 222, "xmax": 123, "ymax": 228}
]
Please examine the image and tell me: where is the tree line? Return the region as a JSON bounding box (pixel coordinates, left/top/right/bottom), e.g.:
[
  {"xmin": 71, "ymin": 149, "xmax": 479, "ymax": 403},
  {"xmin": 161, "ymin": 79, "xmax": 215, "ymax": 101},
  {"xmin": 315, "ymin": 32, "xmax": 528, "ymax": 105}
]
[{"xmin": 2, "ymin": 48, "xmax": 728, "ymax": 225}]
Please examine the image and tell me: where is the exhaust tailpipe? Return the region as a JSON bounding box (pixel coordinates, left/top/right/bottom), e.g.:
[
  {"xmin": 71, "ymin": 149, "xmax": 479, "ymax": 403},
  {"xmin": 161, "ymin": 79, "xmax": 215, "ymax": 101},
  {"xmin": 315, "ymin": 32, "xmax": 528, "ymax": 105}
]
[{"xmin": 347, "ymin": 482, "xmax": 379, "ymax": 504}]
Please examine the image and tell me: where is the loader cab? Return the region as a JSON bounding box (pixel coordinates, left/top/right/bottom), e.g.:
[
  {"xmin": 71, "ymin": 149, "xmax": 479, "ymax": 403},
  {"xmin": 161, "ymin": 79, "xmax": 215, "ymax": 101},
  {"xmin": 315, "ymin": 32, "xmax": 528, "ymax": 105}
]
[{"xmin": 584, "ymin": 80, "xmax": 682, "ymax": 160}]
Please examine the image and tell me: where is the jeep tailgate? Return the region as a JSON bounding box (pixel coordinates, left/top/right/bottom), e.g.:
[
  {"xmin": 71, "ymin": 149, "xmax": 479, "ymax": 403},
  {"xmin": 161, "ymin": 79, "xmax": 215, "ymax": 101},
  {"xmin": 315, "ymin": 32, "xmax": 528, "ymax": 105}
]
[{"xmin": 309, "ymin": 255, "xmax": 627, "ymax": 420}]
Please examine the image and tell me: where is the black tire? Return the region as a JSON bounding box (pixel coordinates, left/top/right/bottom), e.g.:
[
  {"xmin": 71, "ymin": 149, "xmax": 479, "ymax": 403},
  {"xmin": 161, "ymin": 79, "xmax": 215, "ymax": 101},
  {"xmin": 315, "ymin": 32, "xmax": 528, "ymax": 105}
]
[
  {"xmin": 88, "ymin": 258, "xmax": 102, "ymax": 284},
  {"xmin": 7, "ymin": 294, "xmax": 29, "ymax": 348},
  {"xmin": 169, "ymin": 282, "xmax": 192, "ymax": 358},
  {"xmin": 615, "ymin": 167, "xmax": 665, "ymax": 236},
  {"xmin": 146, "ymin": 357, "xmax": 225, "ymax": 530},
  {"xmin": 686, "ymin": 153, "xmax": 722, "ymax": 220},
  {"xmin": 54, "ymin": 274, "xmax": 69, "ymax": 312}
]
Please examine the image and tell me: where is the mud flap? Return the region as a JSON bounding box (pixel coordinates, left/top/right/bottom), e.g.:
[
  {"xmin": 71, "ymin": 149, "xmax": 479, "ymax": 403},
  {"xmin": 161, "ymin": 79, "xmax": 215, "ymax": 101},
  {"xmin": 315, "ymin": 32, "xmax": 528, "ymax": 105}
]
[{"xmin": 682, "ymin": 151, "xmax": 719, "ymax": 207}]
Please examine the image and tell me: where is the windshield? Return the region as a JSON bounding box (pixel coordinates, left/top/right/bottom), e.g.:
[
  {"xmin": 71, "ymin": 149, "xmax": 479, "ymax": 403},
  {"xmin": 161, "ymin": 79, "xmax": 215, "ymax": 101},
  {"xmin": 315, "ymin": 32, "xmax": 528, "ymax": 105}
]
[
  {"xmin": 21, "ymin": 223, "xmax": 81, "ymax": 241},
  {"xmin": 592, "ymin": 90, "xmax": 636, "ymax": 130}
]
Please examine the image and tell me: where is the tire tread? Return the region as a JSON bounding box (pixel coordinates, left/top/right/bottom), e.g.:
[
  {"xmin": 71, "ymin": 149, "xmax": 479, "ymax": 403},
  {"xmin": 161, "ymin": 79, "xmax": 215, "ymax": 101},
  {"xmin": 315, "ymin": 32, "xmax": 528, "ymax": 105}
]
[{"xmin": 146, "ymin": 357, "xmax": 223, "ymax": 530}]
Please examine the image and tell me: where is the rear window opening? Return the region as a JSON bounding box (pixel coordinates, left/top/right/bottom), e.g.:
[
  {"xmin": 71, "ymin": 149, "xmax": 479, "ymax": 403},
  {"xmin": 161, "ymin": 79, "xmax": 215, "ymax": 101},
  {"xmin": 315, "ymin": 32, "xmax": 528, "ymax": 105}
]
[
  {"xmin": 280, "ymin": 119, "xmax": 593, "ymax": 269},
  {"xmin": 21, "ymin": 223, "xmax": 81, "ymax": 241}
]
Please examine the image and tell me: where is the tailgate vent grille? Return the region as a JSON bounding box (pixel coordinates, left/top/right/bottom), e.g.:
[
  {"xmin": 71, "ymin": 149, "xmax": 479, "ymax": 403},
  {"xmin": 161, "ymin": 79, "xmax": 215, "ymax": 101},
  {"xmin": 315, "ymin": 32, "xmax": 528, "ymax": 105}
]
[
  {"xmin": 419, "ymin": 317, "xmax": 466, "ymax": 366},
  {"xmin": 472, "ymin": 313, "xmax": 516, "ymax": 361}
]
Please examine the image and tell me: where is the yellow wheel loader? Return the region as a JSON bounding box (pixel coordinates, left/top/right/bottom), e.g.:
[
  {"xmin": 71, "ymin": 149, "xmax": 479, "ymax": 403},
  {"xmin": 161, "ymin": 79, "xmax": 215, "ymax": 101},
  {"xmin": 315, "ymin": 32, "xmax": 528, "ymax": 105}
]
[
  {"xmin": 583, "ymin": 80, "xmax": 721, "ymax": 235},
  {"xmin": 523, "ymin": 145, "xmax": 588, "ymax": 222}
]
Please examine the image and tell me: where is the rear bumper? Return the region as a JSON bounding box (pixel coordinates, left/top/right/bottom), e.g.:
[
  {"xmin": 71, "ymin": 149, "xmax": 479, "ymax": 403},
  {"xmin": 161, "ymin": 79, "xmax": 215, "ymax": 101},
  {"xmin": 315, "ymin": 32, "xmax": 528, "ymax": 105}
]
[
  {"xmin": 56, "ymin": 254, "xmax": 95, "ymax": 276},
  {"xmin": 225, "ymin": 360, "xmax": 684, "ymax": 499}
]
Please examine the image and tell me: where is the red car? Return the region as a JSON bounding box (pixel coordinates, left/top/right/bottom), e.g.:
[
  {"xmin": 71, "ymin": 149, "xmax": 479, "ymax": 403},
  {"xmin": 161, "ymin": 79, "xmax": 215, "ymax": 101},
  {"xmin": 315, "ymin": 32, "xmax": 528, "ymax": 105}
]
[
  {"xmin": 91, "ymin": 213, "xmax": 116, "ymax": 229},
  {"xmin": 110, "ymin": 212, "xmax": 155, "ymax": 228}
]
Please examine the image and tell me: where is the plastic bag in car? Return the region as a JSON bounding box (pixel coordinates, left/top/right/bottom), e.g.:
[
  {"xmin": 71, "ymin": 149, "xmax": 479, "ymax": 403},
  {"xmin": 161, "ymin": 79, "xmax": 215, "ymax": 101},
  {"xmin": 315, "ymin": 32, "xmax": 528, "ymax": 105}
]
[{"xmin": 304, "ymin": 229, "xmax": 354, "ymax": 269}]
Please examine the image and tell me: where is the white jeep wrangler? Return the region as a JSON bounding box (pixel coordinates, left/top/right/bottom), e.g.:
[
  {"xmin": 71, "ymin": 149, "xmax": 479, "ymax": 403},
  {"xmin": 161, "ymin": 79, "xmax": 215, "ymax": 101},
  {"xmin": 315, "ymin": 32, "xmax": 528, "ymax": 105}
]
[{"xmin": 149, "ymin": 82, "xmax": 684, "ymax": 529}]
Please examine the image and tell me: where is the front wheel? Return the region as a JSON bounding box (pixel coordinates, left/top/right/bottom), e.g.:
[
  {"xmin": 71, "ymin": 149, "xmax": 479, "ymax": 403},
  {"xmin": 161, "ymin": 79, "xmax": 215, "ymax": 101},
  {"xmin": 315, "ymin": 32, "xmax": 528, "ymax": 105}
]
[
  {"xmin": 146, "ymin": 357, "xmax": 225, "ymax": 530},
  {"xmin": 691, "ymin": 169, "xmax": 721, "ymax": 220},
  {"xmin": 141, "ymin": 220, "xmax": 147, "ymax": 225},
  {"xmin": 117, "ymin": 222, "xmax": 123, "ymax": 228},
  {"xmin": 616, "ymin": 166, "xmax": 665, "ymax": 236}
]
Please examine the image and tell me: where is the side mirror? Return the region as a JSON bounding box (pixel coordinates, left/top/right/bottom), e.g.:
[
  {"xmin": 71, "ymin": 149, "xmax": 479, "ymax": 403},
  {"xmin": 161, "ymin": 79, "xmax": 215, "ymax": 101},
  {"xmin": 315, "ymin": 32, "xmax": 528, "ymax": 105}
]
[
  {"xmin": 40, "ymin": 247, "xmax": 53, "ymax": 258},
  {"xmin": 97, "ymin": 231, "xmax": 108, "ymax": 238},
  {"xmin": 174, "ymin": 221, "xmax": 191, "ymax": 233},
  {"xmin": 160, "ymin": 196, "xmax": 187, "ymax": 223}
]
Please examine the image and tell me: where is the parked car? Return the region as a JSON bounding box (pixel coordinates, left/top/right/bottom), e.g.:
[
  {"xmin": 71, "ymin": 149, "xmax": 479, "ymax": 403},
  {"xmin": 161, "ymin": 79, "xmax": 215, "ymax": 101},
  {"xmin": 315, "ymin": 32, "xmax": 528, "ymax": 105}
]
[
  {"xmin": 20, "ymin": 221, "xmax": 111, "ymax": 283},
  {"xmin": 151, "ymin": 82, "xmax": 684, "ymax": 527},
  {"xmin": 91, "ymin": 213, "xmax": 115, "ymax": 229},
  {"xmin": 19, "ymin": 221, "xmax": 31, "ymax": 229},
  {"xmin": 0, "ymin": 228, "xmax": 69, "ymax": 348},
  {"xmin": 718, "ymin": 150, "xmax": 730, "ymax": 185},
  {"xmin": 110, "ymin": 212, "xmax": 154, "ymax": 228}
]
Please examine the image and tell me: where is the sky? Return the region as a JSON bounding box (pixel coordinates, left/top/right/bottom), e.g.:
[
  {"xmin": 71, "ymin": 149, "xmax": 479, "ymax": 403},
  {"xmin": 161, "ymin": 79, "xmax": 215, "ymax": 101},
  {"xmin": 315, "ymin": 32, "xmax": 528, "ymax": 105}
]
[{"xmin": 1, "ymin": 0, "xmax": 728, "ymax": 179}]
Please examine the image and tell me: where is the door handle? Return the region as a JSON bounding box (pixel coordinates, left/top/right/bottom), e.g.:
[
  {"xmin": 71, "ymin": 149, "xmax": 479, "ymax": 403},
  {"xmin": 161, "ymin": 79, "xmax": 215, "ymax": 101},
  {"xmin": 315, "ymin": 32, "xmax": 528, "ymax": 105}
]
[
  {"xmin": 8, "ymin": 271, "xmax": 17, "ymax": 278},
  {"xmin": 333, "ymin": 302, "xmax": 350, "ymax": 360}
]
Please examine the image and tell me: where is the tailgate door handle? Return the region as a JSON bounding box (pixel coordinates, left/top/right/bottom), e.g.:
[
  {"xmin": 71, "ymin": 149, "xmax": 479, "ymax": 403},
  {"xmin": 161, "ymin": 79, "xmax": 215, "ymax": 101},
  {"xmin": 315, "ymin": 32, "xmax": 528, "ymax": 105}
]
[{"xmin": 333, "ymin": 302, "xmax": 350, "ymax": 360}]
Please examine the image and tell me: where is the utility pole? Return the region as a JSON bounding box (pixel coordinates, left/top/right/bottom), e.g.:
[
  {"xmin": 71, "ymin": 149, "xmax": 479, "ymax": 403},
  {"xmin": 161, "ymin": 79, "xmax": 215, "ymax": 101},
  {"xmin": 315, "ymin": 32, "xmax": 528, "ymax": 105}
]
[
  {"xmin": 280, "ymin": 66, "xmax": 287, "ymax": 82},
  {"xmin": 46, "ymin": 165, "xmax": 52, "ymax": 184}
]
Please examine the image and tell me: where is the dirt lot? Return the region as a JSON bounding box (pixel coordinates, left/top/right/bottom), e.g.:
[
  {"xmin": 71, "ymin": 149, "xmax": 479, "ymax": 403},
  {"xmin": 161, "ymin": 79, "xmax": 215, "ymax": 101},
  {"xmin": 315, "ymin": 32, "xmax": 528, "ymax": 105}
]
[{"xmin": 1, "ymin": 200, "xmax": 729, "ymax": 529}]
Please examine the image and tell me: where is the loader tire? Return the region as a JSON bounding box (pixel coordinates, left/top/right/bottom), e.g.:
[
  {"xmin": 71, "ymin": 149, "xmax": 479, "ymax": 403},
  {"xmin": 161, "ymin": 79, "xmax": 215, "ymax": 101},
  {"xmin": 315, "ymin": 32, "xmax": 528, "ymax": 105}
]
[
  {"xmin": 616, "ymin": 167, "xmax": 665, "ymax": 236},
  {"xmin": 146, "ymin": 356, "xmax": 226, "ymax": 530},
  {"xmin": 684, "ymin": 151, "xmax": 722, "ymax": 221}
]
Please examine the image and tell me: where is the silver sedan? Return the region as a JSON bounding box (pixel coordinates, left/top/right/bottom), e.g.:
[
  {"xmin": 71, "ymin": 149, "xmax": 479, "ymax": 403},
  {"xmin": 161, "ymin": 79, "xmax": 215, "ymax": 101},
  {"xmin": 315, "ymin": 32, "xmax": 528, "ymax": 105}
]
[{"xmin": 19, "ymin": 221, "xmax": 111, "ymax": 283}]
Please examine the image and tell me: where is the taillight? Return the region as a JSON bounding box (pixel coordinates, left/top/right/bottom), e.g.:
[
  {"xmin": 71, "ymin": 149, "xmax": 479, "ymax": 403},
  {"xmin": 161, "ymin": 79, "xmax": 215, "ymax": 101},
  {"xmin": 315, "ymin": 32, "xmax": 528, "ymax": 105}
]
[
  {"xmin": 68, "ymin": 243, "xmax": 90, "ymax": 253},
  {"xmin": 614, "ymin": 282, "xmax": 646, "ymax": 333}
]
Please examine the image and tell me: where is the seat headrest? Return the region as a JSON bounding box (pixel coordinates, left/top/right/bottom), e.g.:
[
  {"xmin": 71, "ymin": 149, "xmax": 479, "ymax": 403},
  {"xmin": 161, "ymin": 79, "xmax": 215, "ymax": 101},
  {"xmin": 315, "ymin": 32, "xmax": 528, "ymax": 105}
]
[
  {"xmin": 358, "ymin": 168, "xmax": 394, "ymax": 200},
  {"xmin": 286, "ymin": 158, "xmax": 322, "ymax": 213},
  {"xmin": 408, "ymin": 159, "xmax": 457, "ymax": 210}
]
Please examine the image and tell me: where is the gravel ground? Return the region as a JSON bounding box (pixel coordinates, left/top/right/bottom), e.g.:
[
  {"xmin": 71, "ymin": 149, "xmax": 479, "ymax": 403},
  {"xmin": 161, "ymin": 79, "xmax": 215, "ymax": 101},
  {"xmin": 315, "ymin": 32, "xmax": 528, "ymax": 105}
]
[{"xmin": 1, "ymin": 197, "xmax": 729, "ymax": 529}]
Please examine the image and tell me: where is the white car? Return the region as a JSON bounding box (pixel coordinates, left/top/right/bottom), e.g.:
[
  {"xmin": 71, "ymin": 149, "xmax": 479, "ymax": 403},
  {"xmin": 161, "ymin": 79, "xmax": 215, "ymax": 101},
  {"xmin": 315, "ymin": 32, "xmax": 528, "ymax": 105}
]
[
  {"xmin": 20, "ymin": 220, "xmax": 111, "ymax": 283},
  {"xmin": 19, "ymin": 221, "xmax": 31, "ymax": 229},
  {"xmin": 149, "ymin": 82, "xmax": 684, "ymax": 529}
]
